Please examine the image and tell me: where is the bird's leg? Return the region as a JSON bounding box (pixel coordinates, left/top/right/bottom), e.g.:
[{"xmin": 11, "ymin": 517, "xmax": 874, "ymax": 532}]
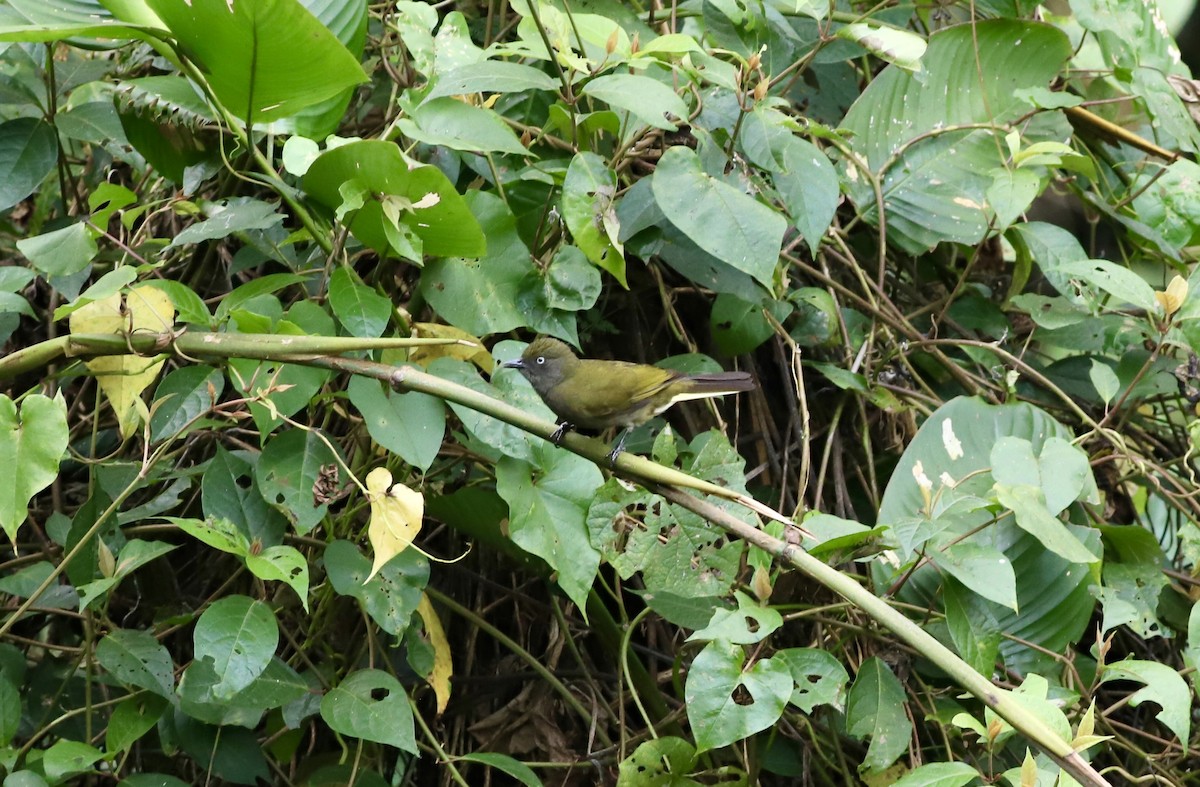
[
  {"xmin": 607, "ymin": 428, "xmax": 631, "ymax": 465},
  {"xmin": 550, "ymin": 421, "xmax": 575, "ymax": 445}
]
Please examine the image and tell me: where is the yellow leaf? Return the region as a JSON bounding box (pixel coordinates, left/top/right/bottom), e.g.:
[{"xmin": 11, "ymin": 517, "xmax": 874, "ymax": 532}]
[
  {"xmin": 364, "ymin": 467, "xmax": 423, "ymax": 582},
  {"xmin": 417, "ymin": 593, "xmax": 452, "ymax": 714},
  {"xmin": 69, "ymin": 284, "xmax": 175, "ymax": 439},
  {"xmin": 1019, "ymin": 749, "xmax": 1038, "ymax": 786},
  {"xmin": 1155, "ymin": 274, "xmax": 1188, "ymax": 316},
  {"xmin": 408, "ymin": 322, "xmax": 493, "ymax": 372}
]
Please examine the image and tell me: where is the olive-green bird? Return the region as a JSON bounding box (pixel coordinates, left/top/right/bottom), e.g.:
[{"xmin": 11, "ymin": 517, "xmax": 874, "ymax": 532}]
[{"xmin": 503, "ymin": 337, "xmax": 755, "ymax": 461}]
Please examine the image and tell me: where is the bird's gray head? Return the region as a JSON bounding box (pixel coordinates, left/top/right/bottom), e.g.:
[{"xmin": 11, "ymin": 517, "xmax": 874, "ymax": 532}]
[{"xmin": 502, "ymin": 337, "xmax": 579, "ymax": 397}]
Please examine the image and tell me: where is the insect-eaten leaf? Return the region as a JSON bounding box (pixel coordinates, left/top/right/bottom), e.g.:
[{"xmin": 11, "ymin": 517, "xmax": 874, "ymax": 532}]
[{"xmin": 364, "ymin": 468, "xmax": 424, "ymax": 583}]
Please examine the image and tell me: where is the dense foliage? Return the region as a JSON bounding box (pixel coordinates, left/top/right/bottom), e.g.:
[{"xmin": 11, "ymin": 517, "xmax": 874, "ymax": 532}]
[{"xmin": 1, "ymin": 0, "xmax": 1200, "ymax": 785}]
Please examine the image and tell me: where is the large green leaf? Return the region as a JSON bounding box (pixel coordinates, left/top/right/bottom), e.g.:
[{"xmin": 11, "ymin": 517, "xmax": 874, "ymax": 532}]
[
  {"xmin": 496, "ymin": 443, "xmax": 603, "ymax": 613},
  {"xmin": 0, "ymin": 0, "xmax": 149, "ymax": 41},
  {"xmin": 191, "ymin": 595, "xmax": 278, "ymax": 700},
  {"xmin": 0, "ymin": 118, "xmax": 57, "ymax": 212},
  {"xmin": 685, "ymin": 639, "xmax": 790, "ymax": 753},
  {"xmin": 650, "ymin": 146, "xmax": 785, "ymax": 290},
  {"xmin": 321, "ymin": 669, "xmax": 416, "ymax": 753},
  {"xmin": 845, "ymin": 657, "xmax": 912, "ymax": 773},
  {"xmin": 877, "ymin": 397, "xmax": 1100, "ymax": 675},
  {"xmin": 0, "ymin": 393, "xmax": 69, "ymax": 541},
  {"xmin": 304, "ymin": 140, "xmax": 486, "ymax": 258},
  {"xmin": 256, "ymin": 427, "xmax": 341, "ymax": 535},
  {"xmin": 841, "ymin": 20, "xmax": 1071, "ymax": 252},
  {"xmin": 145, "ymin": 0, "xmax": 368, "ymax": 124},
  {"xmin": 272, "ymin": 0, "xmax": 369, "ymax": 139}
]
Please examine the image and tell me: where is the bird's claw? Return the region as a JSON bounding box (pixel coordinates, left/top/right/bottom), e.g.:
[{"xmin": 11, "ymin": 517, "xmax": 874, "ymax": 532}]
[{"xmin": 550, "ymin": 422, "xmax": 573, "ymax": 445}]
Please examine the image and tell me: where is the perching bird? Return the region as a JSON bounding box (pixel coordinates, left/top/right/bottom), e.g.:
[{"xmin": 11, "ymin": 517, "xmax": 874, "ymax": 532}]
[{"xmin": 503, "ymin": 336, "xmax": 755, "ymax": 461}]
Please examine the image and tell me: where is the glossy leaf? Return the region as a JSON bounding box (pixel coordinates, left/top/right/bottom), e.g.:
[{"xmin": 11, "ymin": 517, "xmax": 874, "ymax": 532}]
[{"xmin": 145, "ymin": 0, "xmax": 368, "ymax": 124}]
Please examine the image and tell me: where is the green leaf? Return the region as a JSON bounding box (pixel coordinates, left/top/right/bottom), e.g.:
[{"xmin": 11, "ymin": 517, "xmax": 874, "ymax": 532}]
[
  {"xmin": 889, "ymin": 762, "xmax": 980, "ymax": 787},
  {"xmin": 986, "ymin": 168, "xmax": 1041, "ymax": 231},
  {"xmin": 0, "ymin": 393, "xmax": 69, "ymax": 541},
  {"xmin": 685, "ymin": 639, "xmax": 790, "ymax": 753},
  {"xmin": 1089, "ymin": 359, "xmax": 1120, "ymax": 406},
  {"xmin": 1094, "ymin": 561, "xmax": 1168, "ymax": 639},
  {"xmin": 227, "ymin": 301, "xmax": 333, "ymax": 438},
  {"xmin": 321, "ymin": 669, "xmax": 416, "ymax": 753},
  {"xmin": 419, "ymin": 192, "xmax": 538, "ymax": 335},
  {"xmin": 0, "ymin": 118, "xmax": 57, "ymax": 211},
  {"xmin": 841, "ymin": 20, "xmax": 1071, "ymax": 252},
  {"xmin": 43, "ymin": 739, "xmax": 103, "ymax": 784},
  {"xmin": 256, "ymin": 427, "xmax": 340, "ymax": 535},
  {"xmin": 775, "ymin": 648, "xmax": 849, "ymax": 714},
  {"xmin": 328, "ymin": 266, "xmax": 392, "ymax": 338},
  {"xmin": 347, "ymin": 376, "xmax": 445, "ymax": 472},
  {"xmin": 541, "ymin": 245, "xmax": 601, "ymax": 312},
  {"xmin": 245, "ymin": 546, "xmax": 310, "ymax": 612},
  {"xmin": 994, "ymin": 483, "xmax": 1098, "ymax": 564},
  {"xmin": 325, "ymin": 539, "xmax": 428, "ymax": 636},
  {"xmin": 845, "ymin": 657, "xmax": 912, "ymax": 772},
  {"xmin": 710, "ymin": 293, "xmax": 790, "ymax": 355},
  {"xmin": 580, "ymin": 73, "xmax": 689, "ymax": 131},
  {"xmin": 496, "ymin": 445, "xmax": 603, "ymax": 612},
  {"xmin": 617, "ymin": 738, "xmax": 697, "ymax": 786},
  {"xmin": 431, "ymin": 355, "xmax": 549, "ymax": 463},
  {"xmin": 932, "ymin": 542, "xmax": 1017, "ymax": 611},
  {"xmin": 270, "ymin": 0, "xmax": 369, "ymax": 139},
  {"xmin": 200, "ymin": 447, "xmax": 287, "ymax": 547},
  {"xmin": 77, "ymin": 539, "xmax": 177, "ymax": 611},
  {"xmin": 877, "ymin": 397, "xmax": 1099, "ymax": 676},
  {"xmin": 943, "ymin": 579, "xmax": 1002, "ymax": 677},
  {"xmin": 170, "ymin": 515, "xmax": 250, "ymax": 556},
  {"xmin": 651, "ymin": 146, "xmax": 785, "ymax": 289},
  {"xmin": 427, "ymin": 61, "xmax": 557, "ymax": 100},
  {"xmin": 213, "ymin": 272, "xmax": 310, "ymax": 324},
  {"xmin": 773, "ymin": 136, "xmax": 839, "ymax": 252},
  {"xmin": 150, "ymin": 366, "xmax": 224, "ymax": 442},
  {"xmin": 304, "ymin": 139, "xmax": 486, "ymax": 258},
  {"xmin": 456, "ymin": 753, "xmax": 544, "ymax": 787},
  {"xmin": 1051, "ymin": 259, "xmax": 1159, "ymax": 312},
  {"xmin": 139, "ymin": 279, "xmax": 212, "ymax": 326},
  {"xmin": 281, "ymin": 135, "xmax": 320, "ymax": 176},
  {"xmin": 17, "ymin": 223, "xmax": 98, "ymax": 278},
  {"xmin": 400, "ymin": 97, "xmax": 530, "ymax": 155},
  {"xmin": 170, "ymin": 198, "xmax": 285, "ymax": 247},
  {"xmin": 145, "ymin": 0, "xmax": 368, "ymax": 124},
  {"xmin": 0, "ymin": 669, "xmax": 20, "ymax": 746},
  {"xmin": 192, "ymin": 595, "xmax": 278, "ymax": 700},
  {"xmin": 688, "ymin": 590, "xmax": 782, "ymax": 644},
  {"xmin": 96, "ymin": 628, "xmax": 176, "ymax": 698},
  {"xmin": 0, "ymin": 0, "xmax": 147, "ymax": 39},
  {"xmin": 562, "ymin": 151, "xmax": 626, "ymax": 286},
  {"xmin": 836, "ymin": 22, "xmax": 926, "ymax": 72},
  {"xmin": 1100, "ymin": 658, "xmax": 1191, "ymax": 744},
  {"xmin": 106, "ymin": 695, "xmax": 169, "ymax": 756}
]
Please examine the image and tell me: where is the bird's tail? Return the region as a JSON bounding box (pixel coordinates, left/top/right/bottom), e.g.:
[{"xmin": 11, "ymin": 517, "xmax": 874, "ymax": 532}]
[{"xmin": 673, "ymin": 371, "xmax": 755, "ymax": 401}]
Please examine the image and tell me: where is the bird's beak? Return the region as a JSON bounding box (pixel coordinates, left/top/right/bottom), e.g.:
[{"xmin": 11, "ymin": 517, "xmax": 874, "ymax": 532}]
[{"xmin": 502, "ymin": 358, "xmax": 524, "ymax": 370}]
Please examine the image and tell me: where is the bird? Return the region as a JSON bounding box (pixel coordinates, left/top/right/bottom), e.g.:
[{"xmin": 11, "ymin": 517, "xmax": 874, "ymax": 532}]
[{"xmin": 503, "ymin": 336, "xmax": 755, "ymax": 461}]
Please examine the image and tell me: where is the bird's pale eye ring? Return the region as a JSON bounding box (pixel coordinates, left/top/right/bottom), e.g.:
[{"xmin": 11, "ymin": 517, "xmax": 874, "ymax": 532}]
[{"xmin": 536, "ymin": 356, "xmax": 545, "ymax": 365}]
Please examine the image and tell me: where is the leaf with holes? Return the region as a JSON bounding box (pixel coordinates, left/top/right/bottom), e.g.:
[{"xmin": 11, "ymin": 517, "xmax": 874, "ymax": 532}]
[{"xmin": 686, "ymin": 639, "xmax": 790, "ymax": 753}]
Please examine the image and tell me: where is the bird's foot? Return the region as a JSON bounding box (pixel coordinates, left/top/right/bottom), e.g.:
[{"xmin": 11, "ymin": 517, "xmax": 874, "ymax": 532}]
[
  {"xmin": 550, "ymin": 422, "xmax": 574, "ymax": 445},
  {"xmin": 606, "ymin": 429, "xmax": 630, "ymax": 466}
]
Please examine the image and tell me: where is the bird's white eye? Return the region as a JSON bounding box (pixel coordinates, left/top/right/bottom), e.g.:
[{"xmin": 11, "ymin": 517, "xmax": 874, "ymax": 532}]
[{"xmin": 536, "ymin": 356, "xmax": 546, "ymax": 365}]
